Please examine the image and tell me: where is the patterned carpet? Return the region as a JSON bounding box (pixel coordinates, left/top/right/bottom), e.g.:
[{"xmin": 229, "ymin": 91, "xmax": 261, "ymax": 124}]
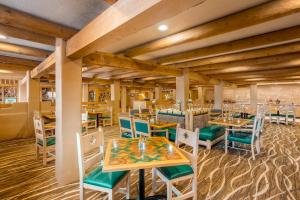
[{"xmin": 0, "ymin": 124, "xmax": 299, "ymax": 200}]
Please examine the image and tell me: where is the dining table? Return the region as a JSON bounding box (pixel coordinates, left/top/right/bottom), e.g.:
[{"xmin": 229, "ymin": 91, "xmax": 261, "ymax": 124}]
[
  {"xmin": 150, "ymin": 121, "xmax": 177, "ymax": 129},
  {"xmin": 88, "ymin": 110, "xmax": 103, "ymax": 127},
  {"xmin": 103, "ymin": 137, "xmax": 190, "ymax": 200}
]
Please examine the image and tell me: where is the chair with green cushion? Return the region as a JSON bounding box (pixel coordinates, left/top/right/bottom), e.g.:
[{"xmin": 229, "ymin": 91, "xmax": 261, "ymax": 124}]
[
  {"xmin": 82, "ymin": 111, "xmax": 97, "ymax": 129},
  {"xmin": 33, "ymin": 115, "xmax": 55, "ymax": 166},
  {"xmin": 119, "ymin": 116, "xmax": 135, "ymax": 138},
  {"xmin": 152, "ymin": 126, "xmax": 199, "ymax": 200},
  {"xmin": 99, "ymin": 107, "xmax": 113, "ymax": 127},
  {"xmin": 225, "ymin": 115, "xmax": 262, "ymax": 160},
  {"xmin": 133, "ymin": 118, "xmax": 169, "ymax": 139},
  {"xmin": 76, "ymin": 127, "xmax": 130, "ymax": 200},
  {"xmin": 198, "ymin": 125, "xmax": 225, "ymax": 149}
]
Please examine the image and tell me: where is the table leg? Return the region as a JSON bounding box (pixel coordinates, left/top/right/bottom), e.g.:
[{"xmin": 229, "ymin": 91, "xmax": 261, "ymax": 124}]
[
  {"xmin": 97, "ymin": 113, "xmax": 99, "ymax": 128},
  {"xmin": 139, "ymin": 169, "xmax": 145, "ymax": 200}
]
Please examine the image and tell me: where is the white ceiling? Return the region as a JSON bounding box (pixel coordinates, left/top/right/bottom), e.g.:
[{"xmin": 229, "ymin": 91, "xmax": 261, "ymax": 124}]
[{"xmin": 0, "ymin": 0, "xmax": 110, "ymax": 29}]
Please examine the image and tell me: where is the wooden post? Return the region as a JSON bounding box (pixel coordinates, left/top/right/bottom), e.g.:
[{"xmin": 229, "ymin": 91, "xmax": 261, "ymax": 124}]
[
  {"xmin": 82, "ymin": 83, "xmax": 89, "ymax": 102},
  {"xmin": 250, "ymin": 84, "xmax": 258, "ymax": 111},
  {"xmin": 18, "ymin": 79, "xmax": 27, "ymax": 102},
  {"xmin": 214, "ymin": 82, "xmax": 224, "ymax": 109},
  {"xmin": 111, "ymin": 80, "xmax": 120, "ymax": 123},
  {"xmin": 26, "ymin": 70, "xmax": 40, "ymax": 134},
  {"xmin": 121, "ymin": 86, "xmax": 127, "ymax": 113},
  {"xmin": 176, "ymin": 69, "xmax": 189, "ymax": 111},
  {"xmin": 55, "ymin": 38, "xmax": 81, "ymax": 185},
  {"xmin": 197, "ymin": 87, "xmax": 204, "ymax": 105},
  {"xmin": 155, "ymin": 86, "xmax": 162, "ymax": 101}
]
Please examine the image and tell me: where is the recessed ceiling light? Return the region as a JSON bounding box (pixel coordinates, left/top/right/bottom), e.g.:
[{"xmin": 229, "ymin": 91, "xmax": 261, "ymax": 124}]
[
  {"xmin": 0, "ymin": 34, "xmax": 7, "ymax": 39},
  {"xmin": 158, "ymin": 24, "xmax": 168, "ymax": 32}
]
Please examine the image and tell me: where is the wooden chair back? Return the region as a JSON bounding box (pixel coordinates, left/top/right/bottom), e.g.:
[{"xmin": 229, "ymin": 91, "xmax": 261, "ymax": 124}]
[
  {"xmin": 76, "ymin": 127, "xmax": 104, "ymax": 183},
  {"xmin": 133, "ymin": 118, "xmax": 151, "ymax": 137},
  {"xmin": 33, "ymin": 114, "xmax": 45, "ymax": 143},
  {"xmin": 119, "ymin": 116, "xmax": 134, "ymax": 137},
  {"xmin": 175, "ymin": 126, "xmax": 199, "ymax": 171}
]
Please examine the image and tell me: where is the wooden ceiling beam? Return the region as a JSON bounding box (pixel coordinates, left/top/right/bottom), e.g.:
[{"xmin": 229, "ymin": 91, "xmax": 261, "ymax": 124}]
[
  {"xmin": 0, "ymin": 24, "xmax": 55, "ymax": 45},
  {"xmin": 83, "ymin": 52, "xmax": 182, "ymax": 77},
  {"xmin": 0, "ymin": 55, "xmax": 40, "ymax": 67},
  {"xmin": 0, "ymin": 41, "xmax": 52, "ymax": 58},
  {"xmin": 123, "ymin": 0, "xmax": 300, "ymax": 57},
  {"xmin": 0, "ymin": 4, "xmax": 77, "ymax": 39},
  {"xmin": 66, "ymin": 0, "xmax": 205, "ymax": 58},
  {"xmin": 192, "ymin": 53, "xmax": 300, "ymax": 71},
  {"xmin": 156, "ymin": 25, "xmax": 300, "ymax": 65},
  {"xmin": 31, "ymin": 52, "xmax": 55, "ymax": 78},
  {"xmin": 175, "ymin": 42, "xmax": 300, "ymax": 68}
]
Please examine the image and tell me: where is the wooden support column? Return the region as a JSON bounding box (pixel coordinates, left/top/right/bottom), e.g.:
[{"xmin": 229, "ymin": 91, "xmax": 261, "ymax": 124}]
[
  {"xmin": 214, "ymin": 82, "xmax": 224, "ymax": 110},
  {"xmin": 176, "ymin": 69, "xmax": 189, "ymax": 111},
  {"xmin": 111, "ymin": 80, "xmax": 120, "ymax": 123},
  {"xmin": 121, "ymin": 86, "xmax": 127, "ymax": 113},
  {"xmin": 55, "ymin": 38, "xmax": 82, "ymax": 185},
  {"xmin": 26, "ymin": 70, "xmax": 40, "ymax": 134},
  {"xmin": 250, "ymin": 84, "xmax": 258, "ymax": 111},
  {"xmin": 197, "ymin": 87, "xmax": 204, "ymax": 105},
  {"xmin": 82, "ymin": 83, "xmax": 89, "ymax": 102},
  {"xmin": 155, "ymin": 86, "xmax": 162, "ymax": 101},
  {"xmin": 18, "ymin": 78, "xmax": 27, "ymax": 102}
]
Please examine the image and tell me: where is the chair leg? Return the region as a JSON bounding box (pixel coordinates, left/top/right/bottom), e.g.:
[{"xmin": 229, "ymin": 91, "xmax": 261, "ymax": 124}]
[
  {"xmin": 251, "ymin": 144, "xmax": 255, "ymax": 160},
  {"xmin": 36, "ymin": 145, "xmax": 39, "ymax": 160},
  {"xmin": 43, "ymin": 147, "xmax": 47, "ymax": 166},
  {"xmin": 232, "ymin": 141, "xmax": 235, "ymax": 148},
  {"xmin": 192, "ymin": 176, "xmax": 197, "ymax": 200},
  {"xmin": 152, "ymin": 168, "xmax": 157, "ymax": 193},
  {"xmin": 167, "ymin": 182, "xmax": 172, "ymax": 200},
  {"xmin": 108, "ymin": 191, "xmax": 113, "ymax": 200},
  {"xmin": 255, "ymin": 139, "xmax": 260, "ymax": 154},
  {"xmin": 225, "ymin": 139, "xmax": 228, "ymax": 154},
  {"xmin": 126, "ymin": 174, "xmax": 130, "ymax": 199},
  {"xmin": 80, "ymin": 184, "xmax": 84, "ymax": 200}
]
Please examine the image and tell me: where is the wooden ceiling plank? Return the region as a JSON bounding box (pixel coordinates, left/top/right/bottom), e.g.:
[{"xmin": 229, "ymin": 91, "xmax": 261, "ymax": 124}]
[
  {"xmin": 0, "ymin": 63, "xmax": 33, "ymax": 71},
  {"xmin": 0, "ymin": 4, "xmax": 77, "ymax": 39},
  {"xmin": 0, "ymin": 41, "xmax": 52, "ymax": 58},
  {"xmin": 156, "ymin": 25, "xmax": 300, "ymax": 64},
  {"xmin": 123, "ymin": 0, "xmax": 300, "ymax": 57},
  {"xmin": 175, "ymin": 42, "xmax": 300, "ymax": 68},
  {"xmin": 0, "ymin": 55, "xmax": 40, "ymax": 67},
  {"xmin": 0, "ymin": 24, "xmax": 55, "ymax": 45},
  {"xmin": 66, "ymin": 0, "xmax": 205, "ymax": 58},
  {"xmin": 31, "ymin": 52, "xmax": 55, "ymax": 78}
]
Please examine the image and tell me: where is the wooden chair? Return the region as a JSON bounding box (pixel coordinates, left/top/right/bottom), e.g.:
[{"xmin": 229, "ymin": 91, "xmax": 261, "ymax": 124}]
[
  {"xmin": 82, "ymin": 111, "xmax": 97, "ymax": 129},
  {"xmin": 76, "ymin": 127, "xmax": 130, "ymax": 200},
  {"xmin": 225, "ymin": 115, "xmax": 262, "ymax": 160},
  {"xmin": 152, "ymin": 125, "xmax": 199, "ymax": 200},
  {"xmin": 33, "ymin": 115, "xmax": 55, "ymax": 166},
  {"xmin": 119, "ymin": 116, "xmax": 135, "ymax": 138},
  {"xmin": 133, "ymin": 118, "xmax": 168, "ymax": 139},
  {"xmin": 99, "ymin": 107, "xmax": 113, "ymax": 127}
]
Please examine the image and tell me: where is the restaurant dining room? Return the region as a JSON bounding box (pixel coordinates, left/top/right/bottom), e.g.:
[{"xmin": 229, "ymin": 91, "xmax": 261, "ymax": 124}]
[{"xmin": 1, "ymin": 0, "xmax": 300, "ymax": 199}]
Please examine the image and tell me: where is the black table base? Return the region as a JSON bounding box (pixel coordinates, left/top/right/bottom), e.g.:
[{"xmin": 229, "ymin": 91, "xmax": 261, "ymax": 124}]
[{"xmin": 132, "ymin": 169, "xmax": 166, "ymax": 200}]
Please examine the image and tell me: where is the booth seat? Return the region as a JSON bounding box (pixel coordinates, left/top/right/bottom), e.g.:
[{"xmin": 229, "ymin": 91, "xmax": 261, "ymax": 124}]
[{"xmin": 198, "ymin": 125, "xmax": 225, "ymax": 149}]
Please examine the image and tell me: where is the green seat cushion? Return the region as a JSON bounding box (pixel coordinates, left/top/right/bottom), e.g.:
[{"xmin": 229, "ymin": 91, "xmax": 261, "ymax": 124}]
[
  {"xmin": 121, "ymin": 132, "xmax": 133, "ymax": 138},
  {"xmin": 158, "ymin": 165, "xmax": 193, "ymax": 180},
  {"xmin": 228, "ymin": 133, "xmax": 253, "ymax": 144},
  {"xmin": 271, "ymin": 113, "xmax": 279, "ymax": 116},
  {"xmin": 167, "ymin": 127, "xmax": 176, "ymax": 142},
  {"xmin": 37, "ymin": 137, "xmax": 55, "ymax": 146},
  {"xmin": 88, "ymin": 117, "xmax": 97, "ymax": 120},
  {"xmin": 288, "ymin": 114, "xmax": 295, "ymax": 118},
  {"xmin": 120, "ymin": 119, "xmax": 132, "ymax": 129},
  {"xmin": 84, "ymin": 167, "xmax": 128, "ymax": 189},
  {"xmin": 153, "ymin": 131, "xmax": 167, "ymax": 137},
  {"xmin": 199, "ymin": 125, "xmax": 224, "ymax": 141},
  {"xmin": 99, "ymin": 116, "xmax": 111, "ymax": 119}
]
